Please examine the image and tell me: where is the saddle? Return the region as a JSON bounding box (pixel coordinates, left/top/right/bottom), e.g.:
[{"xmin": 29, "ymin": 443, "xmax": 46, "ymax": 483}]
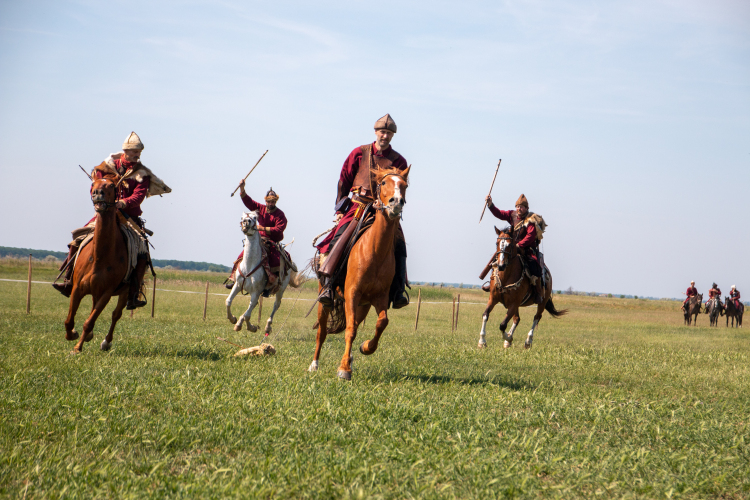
[{"xmin": 314, "ymin": 208, "xmax": 376, "ymax": 290}]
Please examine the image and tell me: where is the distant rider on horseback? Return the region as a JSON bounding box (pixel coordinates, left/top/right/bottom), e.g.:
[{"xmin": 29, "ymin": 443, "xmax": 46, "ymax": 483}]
[
  {"xmin": 315, "ymin": 114, "xmax": 410, "ymax": 309},
  {"xmin": 730, "ymin": 285, "xmax": 741, "ymax": 310},
  {"xmin": 682, "ymin": 281, "xmax": 698, "ymax": 312},
  {"xmin": 484, "ymin": 193, "xmax": 547, "ymax": 303},
  {"xmin": 706, "ymin": 283, "xmax": 724, "ymax": 314},
  {"xmin": 53, "ymin": 132, "xmax": 170, "ymax": 310},
  {"xmin": 225, "ymin": 183, "xmax": 288, "ymax": 290}
]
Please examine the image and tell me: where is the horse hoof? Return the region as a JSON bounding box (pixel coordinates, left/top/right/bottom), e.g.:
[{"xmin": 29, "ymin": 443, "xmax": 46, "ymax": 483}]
[
  {"xmin": 524, "ymin": 341, "xmax": 532, "ymax": 350},
  {"xmin": 100, "ymin": 340, "xmax": 112, "ymax": 351},
  {"xmin": 503, "ymin": 340, "xmax": 512, "ymax": 349},
  {"xmin": 228, "ymin": 316, "xmax": 237, "ymax": 324},
  {"xmin": 233, "ymin": 323, "xmax": 243, "ymax": 332},
  {"xmin": 308, "ymin": 361, "xmax": 319, "ymax": 372},
  {"xmin": 69, "ymin": 349, "xmax": 81, "ymax": 355},
  {"xmin": 248, "ymin": 324, "xmax": 258, "ymax": 333},
  {"xmin": 478, "ymin": 342, "xmax": 487, "ymax": 349},
  {"xmin": 337, "ymin": 370, "xmax": 352, "ymax": 381},
  {"xmin": 66, "ymin": 331, "xmax": 79, "ymax": 341},
  {"xmin": 265, "ymin": 326, "xmax": 272, "ymax": 335},
  {"xmin": 359, "ymin": 343, "xmax": 365, "ymax": 354},
  {"xmin": 84, "ymin": 331, "xmax": 94, "ymax": 342}
]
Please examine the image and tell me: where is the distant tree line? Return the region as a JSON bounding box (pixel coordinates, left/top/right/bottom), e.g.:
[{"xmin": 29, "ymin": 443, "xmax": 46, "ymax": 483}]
[{"xmin": 0, "ymin": 246, "xmax": 230, "ymax": 273}]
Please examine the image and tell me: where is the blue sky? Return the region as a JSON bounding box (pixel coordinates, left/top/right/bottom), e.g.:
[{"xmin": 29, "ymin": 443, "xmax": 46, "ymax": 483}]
[{"xmin": 1, "ymin": 0, "xmax": 748, "ymax": 298}]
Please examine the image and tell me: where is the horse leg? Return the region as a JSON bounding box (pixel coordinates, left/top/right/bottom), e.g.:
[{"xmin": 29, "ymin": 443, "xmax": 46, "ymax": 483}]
[
  {"xmin": 337, "ymin": 292, "xmax": 361, "ymax": 381},
  {"xmin": 360, "ymin": 301, "xmax": 385, "ymax": 355},
  {"xmin": 478, "ymin": 298, "xmax": 498, "ymax": 348},
  {"xmin": 308, "ymin": 301, "xmax": 330, "ymax": 372},
  {"xmin": 525, "ymin": 303, "xmax": 545, "ymax": 349},
  {"xmin": 64, "ymin": 285, "xmax": 84, "ymax": 341},
  {"xmin": 225, "ymin": 280, "xmax": 243, "ymax": 324},
  {"xmin": 101, "ymin": 292, "xmax": 127, "ymax": 351},
  {"xmin": 73, "ymin": 293, "xmax": 112, "ymax": 353},
  {"xmin": 236, "ymin": 290, "xmax": 260, "ymax": 333},
  {"xmin": 504, "ymin": 315, "xmax": 520, "ymax": 348},
  {"xmin": 263, "ymin": 288, "xmax": 286, "ymax": 335}
]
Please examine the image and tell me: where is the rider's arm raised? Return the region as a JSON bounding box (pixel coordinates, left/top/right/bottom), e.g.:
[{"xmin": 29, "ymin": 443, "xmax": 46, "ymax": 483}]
[{"xmin": 240, "ymin": 192, "xmax": 261, "ymax": 212}]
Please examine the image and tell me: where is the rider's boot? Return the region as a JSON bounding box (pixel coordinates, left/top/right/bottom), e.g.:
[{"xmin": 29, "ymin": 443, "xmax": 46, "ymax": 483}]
[
  {"xmin": 318, "ymin": 277, "xmax": 334, "ymax": 308},
  {"xmin": 126, "ymin": 258, "xmax": 148, "ymax": 310},
  {"xmin": 52, "ymin": 245, "xmax": 78, "ymax": 297},
  {"xmin": 224, "ymin": 254, "xmax": 243, "ymax": 289},
  {"xmin": 534, "ymin": 277, "xmax": 544, "ymax": 304},
  {"xmin": 391, "ymin": 239, "xmax": 410, "ymax": 309}
]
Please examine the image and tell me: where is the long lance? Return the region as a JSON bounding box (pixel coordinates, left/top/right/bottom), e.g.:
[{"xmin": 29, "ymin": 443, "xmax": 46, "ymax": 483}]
[
  {"xmin": 231, "ymin": 150, "xmax": 268, "ymax": 197},
  {"xmin": 79, "ymin": 165, "xmax": 92, "ymax": 180},
  {"xmin": 479, "ymin": 159, "xmax": 501, "ymax": 223}
]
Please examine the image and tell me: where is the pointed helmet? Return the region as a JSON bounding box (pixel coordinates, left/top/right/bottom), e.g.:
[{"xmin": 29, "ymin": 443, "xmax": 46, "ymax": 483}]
[
  {"xmin": 122, "ymin": 131, "xmax": 144, "ymax": 151},
  {"xmin": 374, "ymin": 114, "xmax": 397, "ymax": 133},
  {"xmin": 265, "ymin": 187, "xmax": 279, "ymax": 203},
  {"xmin": 515, "ymin": 194, "xmax": 529, "ymax": 208}
]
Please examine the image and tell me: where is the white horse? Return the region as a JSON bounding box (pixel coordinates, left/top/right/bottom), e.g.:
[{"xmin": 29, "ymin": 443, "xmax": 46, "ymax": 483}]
[{"xmin": 226, "ymin": 212, "xmax": 300, "ymax": 334}]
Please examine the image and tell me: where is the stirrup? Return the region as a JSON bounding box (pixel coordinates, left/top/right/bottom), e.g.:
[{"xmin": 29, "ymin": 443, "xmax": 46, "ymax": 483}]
[
  {"xmin": 224, "ymin": 279, "xmax": 235, "ymax": 290},
  {"xmin": 393, "ymin": 290, "xmax": 409, "ymax": 309}
]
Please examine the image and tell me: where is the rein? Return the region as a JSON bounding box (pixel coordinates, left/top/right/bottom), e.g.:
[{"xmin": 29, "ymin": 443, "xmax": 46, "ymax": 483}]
[
  {"xmin": 492, "ymin": 234, "xmax": 526, "ymax": 293},
  {"xmin": 374, "ymin": 172, "xmax": 407, "ymax": 212}
]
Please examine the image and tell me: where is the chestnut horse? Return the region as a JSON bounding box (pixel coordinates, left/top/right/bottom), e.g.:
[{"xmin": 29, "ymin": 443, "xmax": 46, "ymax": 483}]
[
  {"xmin": 478, "ymin": 226, "xmax": 567, "ymax": 349},
  {"xmin": 683, "ymin": 294, "xmax": 702, "ymax": 326},
  {"xmin": 724, "ymin": 296, "xmax": 743, "ymax": 328},
  {"xmin": 308, "ymin": 167, "xmax": 410, "ymax": 380},
  {"xmin": 64, "ymin": 174, "xmax": 143, "ymax": 353}
]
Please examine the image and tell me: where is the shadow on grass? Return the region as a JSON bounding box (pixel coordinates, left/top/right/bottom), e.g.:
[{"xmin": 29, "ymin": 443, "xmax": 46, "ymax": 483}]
[
  {"xmin": 118, "ymin": 346, "xmax": 225, "ymax": 361},
  {"xmin": 373, "ymin": 371, "xmax": 536, "ymax": 390}
]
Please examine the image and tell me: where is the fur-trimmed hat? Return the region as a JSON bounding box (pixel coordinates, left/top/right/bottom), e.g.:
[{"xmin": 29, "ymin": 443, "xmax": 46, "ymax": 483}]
[
  {"xmin": 265, "ymin": 187, "xmax": 279, "ymax": 203},
  {"xmin": 374, "ymin": 114, "xmax": 397, "ymax": 133},
  {"xmin": 122, "ymin": 131, "xmax": 144, "ymax": 151},
  {"xmin": 515, "ymin": 194, "xmax": 529, "ymax": 208}
]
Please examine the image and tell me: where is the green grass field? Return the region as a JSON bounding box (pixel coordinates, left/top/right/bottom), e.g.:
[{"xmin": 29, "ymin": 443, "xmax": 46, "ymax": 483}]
[{"xmin": 1, "ymin": 259, "xmax": 748, "ymax": 499}]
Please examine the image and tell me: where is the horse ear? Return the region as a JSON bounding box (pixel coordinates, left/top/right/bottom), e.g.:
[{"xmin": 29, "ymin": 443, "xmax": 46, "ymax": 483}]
[
  {"xmin": 401, "ymin": 166, "xmax": 411, "ymax": 179},
  {"xmin": 494, "ymin": 226, "xmax": 501, "ymax": 235}
]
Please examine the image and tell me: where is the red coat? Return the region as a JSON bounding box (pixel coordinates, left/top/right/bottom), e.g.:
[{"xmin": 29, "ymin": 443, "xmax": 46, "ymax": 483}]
[
  {"xmin": 686, "ymin": 286, "xmax": 698, "ymax": 297},
  {"xmin": 240, "ymin": 194, "xmax": 287, "ymax": 242},
  {"xmin": 730, "ymin": 289, "xmax": 740, "ymax": 300},
  {"xmin": 93, "ymin": 157, "xmax": 150, "ymax": 218},
  {"xmin": 317, "ymin": 143, "xmax": 408, "ymax": 254},
  {"xmin": 239, "ymin": 194, "xmax": 287, "ymax": 268},
  {"xmin": 488, "ymin": 206, "xmax": 538, "ymax": 250}
]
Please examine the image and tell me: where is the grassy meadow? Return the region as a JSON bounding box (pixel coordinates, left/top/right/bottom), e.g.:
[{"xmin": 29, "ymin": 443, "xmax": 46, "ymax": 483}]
[{"xmin": 1, "ymin": 259, "xmax": 748, "ymax": 499}]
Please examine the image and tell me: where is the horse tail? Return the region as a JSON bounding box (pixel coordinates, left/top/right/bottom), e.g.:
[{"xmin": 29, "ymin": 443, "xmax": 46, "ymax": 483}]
[{"xmin": 545, "ymin": 297, "xmax": 568, "ymax": 318}]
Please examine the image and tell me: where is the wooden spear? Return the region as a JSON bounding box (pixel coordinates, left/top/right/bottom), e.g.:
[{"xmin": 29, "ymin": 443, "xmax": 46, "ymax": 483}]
[
  {"xmin": 231, "ymin": 150, "xmax": 268, "ymax": 197},
  {"xmin": 479, "ymin": 159, "xmax": 502, "ymax": 223}
]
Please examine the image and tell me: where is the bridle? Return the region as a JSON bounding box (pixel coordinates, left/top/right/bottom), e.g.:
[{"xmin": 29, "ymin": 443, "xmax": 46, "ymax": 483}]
[
  {"xmin": 374, "ymin": 172, "xmax": 407, "ymax": 213},
  {"xmin": 91, "ymin": 179, "xmax": 117, "ymax": 212}
]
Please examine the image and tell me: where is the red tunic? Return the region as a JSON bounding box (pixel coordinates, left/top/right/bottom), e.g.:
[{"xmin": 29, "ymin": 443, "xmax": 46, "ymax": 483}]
[
  {"xmin": 488, "ymin": 206, "xmax": 538, "ymax": 250},
  {"xmin": 239, "ymin": 193, "xmax": 287, "ymax": 268},
  {"xmin": 686, "ymin": 287, "xmax": 698, "ymax": 297},
  {"xmin": 89, "ymin": 158, "xmax": 151, "ymax": 226},
  {"xmin": 730, "ymin": 289, "xmax": 741, "ymax": 306},
  {"xmin": 317, "ymin": 142, "xmax": 407, "ymax": 253}
]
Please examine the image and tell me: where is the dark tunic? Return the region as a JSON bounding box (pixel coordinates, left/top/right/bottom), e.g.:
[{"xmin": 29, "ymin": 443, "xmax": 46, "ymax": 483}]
[{"xmin": 488, "ymin": 206, "xmax": 539, "ymax": 257}]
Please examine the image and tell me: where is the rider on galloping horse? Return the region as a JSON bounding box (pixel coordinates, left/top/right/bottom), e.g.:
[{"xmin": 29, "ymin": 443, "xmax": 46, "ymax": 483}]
[
  {"xmin": 682, "ymin": 281, "xmax": 699, "ymax": 312},
  {"xmin": 225, "ymin": 184, "xmax": 288, "ymax": 291},
  {"xmin": 316, "ymin": 114, "xmax": 410, "ymax": 309},
  {"xmin": 52, "ymin": 132, "xmax": 170, "ymax": 310},
  {"xmin": 483, "ymin": 193, "xmax": 547, "ymax": 303}
]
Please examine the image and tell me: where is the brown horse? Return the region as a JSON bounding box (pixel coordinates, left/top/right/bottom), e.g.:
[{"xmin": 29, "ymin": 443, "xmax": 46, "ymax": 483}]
[
  {"xmin": 724, "ymin": 296, "xmax": 744, "ymax": 328},
  {"xmin": 683, "ymin": 294, "xmax": 702, "ymax": 326},
  {"xmin": 478, "ymin": 226, "xmax": 567, "ymax": 349},
  {"xmin": 308, "ymin": 167, "xmax": 410, "ymax": 380},
  {"xmin": 64, "ymin": 174, "xmax": 142, "ymax": 353}
]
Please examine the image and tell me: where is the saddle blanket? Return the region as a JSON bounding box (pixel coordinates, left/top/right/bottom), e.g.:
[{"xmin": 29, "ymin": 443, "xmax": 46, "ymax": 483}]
[{"xmin": 71, "ymin": 220, "xmax": 149, "ymax": 283}]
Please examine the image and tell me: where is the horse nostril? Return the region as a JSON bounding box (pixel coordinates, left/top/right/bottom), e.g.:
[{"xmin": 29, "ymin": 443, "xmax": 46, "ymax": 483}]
[{"xmin": 389, "ymin": 197, "xmax": 395, "ymax": 204}]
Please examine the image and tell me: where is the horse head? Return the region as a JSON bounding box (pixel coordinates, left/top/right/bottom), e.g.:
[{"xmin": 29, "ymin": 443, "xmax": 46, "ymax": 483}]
[
  {"xmin": 240, "ymin": 212, "xmax": 259, "ymax": 236},
  {"xmin": 91, "ymin": 177, "xmax": 117, "ymax": 213},
  {"xmin": 494, "ymin": 225, "xmax": 515, "ymax": 270},
  {"xmin": 376, "ymin": 166, "xmax": 410, "ymax": 220}
]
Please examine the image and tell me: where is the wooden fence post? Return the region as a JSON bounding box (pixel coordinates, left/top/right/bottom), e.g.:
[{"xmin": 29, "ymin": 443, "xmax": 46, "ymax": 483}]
[
  {"xmin": 151, "ymin": 277, "xmax": 156, "ymax": 318},
  {"xmin": 203, "ymin": 281, "xmax": 209, "ymax": 320},
  {"xmin": 451, "ymin": 297, "xmax": 456, "ymax": 333},
  {"xmin": 26, "ymin": 254, "xmax": 32, "ymax": 314},
  {"xmin": 455, "ymin": 294, "xmax": 460, "ymax": 330},
  {"xmin": 258, "ymin": 296, "xmax": 263, "ymax": 324},
  {"xmin": 414, "ymin": 288, "xmax": 422, "ymax": 331}
]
